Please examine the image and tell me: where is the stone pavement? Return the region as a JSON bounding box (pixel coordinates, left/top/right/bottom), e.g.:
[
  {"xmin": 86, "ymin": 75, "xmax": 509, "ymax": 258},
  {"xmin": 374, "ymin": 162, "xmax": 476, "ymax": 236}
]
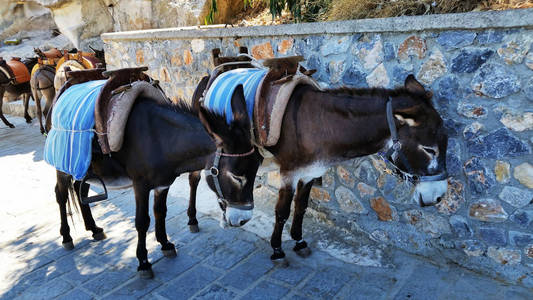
[{"xmin": 1, "ymin": 116, "xmax": 532, "ymax": 300}]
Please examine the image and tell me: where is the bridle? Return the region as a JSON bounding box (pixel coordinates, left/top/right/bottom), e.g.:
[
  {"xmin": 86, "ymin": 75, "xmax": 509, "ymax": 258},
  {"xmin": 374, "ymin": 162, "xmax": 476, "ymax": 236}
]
[
  {"xmin": 208, "ymin": 147, "xmax": 256, "ymax": 211},
  {"xmin": 379, "ymin": 97, "xmax": 447, "ymax": 184}
]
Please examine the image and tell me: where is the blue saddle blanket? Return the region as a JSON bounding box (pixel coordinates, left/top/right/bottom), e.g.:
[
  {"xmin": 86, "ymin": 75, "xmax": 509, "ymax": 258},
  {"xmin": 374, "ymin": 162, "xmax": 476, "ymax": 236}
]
[
  {"xmin": 44, "ymin": 80, "xmax": 107, "ymax": 180},
  {"xmin": 203, "ymin": 68, "xmax": 268, "ymax": 124}
]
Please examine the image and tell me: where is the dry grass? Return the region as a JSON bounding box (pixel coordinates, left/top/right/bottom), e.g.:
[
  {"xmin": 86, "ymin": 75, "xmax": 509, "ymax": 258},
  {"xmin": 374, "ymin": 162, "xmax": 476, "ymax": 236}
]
[{"xmin": 328, "ymin": 0, "xmax": 533, "ymax": 21}]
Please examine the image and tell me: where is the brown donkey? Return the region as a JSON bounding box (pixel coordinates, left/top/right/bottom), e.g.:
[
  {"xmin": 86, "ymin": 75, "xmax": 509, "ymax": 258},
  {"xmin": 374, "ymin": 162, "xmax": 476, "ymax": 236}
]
[{"xmin": 194, "ymin": 74, "xmax": 448, "ymax": 265}]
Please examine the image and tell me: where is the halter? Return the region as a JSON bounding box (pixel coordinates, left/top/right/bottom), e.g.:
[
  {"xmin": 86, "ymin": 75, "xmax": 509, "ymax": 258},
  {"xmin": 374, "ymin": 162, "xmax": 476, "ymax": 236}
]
[
  {"xmin": 208, "ymin": 147, "xmax": 255, "ymax": 211},
  {"xmin": 378, "ymin": 97, "xmax": 447, "ymax": 184}
]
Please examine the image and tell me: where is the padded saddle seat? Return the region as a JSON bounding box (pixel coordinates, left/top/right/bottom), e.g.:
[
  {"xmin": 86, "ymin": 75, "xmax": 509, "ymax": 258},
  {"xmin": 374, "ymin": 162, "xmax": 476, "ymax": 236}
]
[{"xmin": 0, "ymin": 57, "xmax": 31, "ymax": 84}]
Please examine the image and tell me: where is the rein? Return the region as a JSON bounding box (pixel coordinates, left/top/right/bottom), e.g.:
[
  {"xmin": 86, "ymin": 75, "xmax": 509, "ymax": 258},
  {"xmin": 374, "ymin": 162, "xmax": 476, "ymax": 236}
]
[
  {"xmin": 379, "ymin": 97, "xmax": 447, "ymax": 184},
  {"xmin": 208, "ymin": 147, "xmax": 255, "ymax": 211}
]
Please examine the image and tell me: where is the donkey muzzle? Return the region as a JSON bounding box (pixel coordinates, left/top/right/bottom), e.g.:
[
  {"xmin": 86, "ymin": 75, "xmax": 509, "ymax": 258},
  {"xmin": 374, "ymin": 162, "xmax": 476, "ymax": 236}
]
[
  {"xmin": 413, "ymin": 179, "xmax": 448, "ymax": 206},
  {"xmin": 225, "ymin": 207, "xmax": 253, "ymax": 227}
]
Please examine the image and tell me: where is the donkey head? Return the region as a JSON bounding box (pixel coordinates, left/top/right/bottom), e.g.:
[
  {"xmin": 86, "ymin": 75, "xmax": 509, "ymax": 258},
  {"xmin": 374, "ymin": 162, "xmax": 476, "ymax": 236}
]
[
  {"xmin": 388, "ymin": 75, "xmax": 448, "ymax": 206},
  {"xmin": 198, "ymin": 85, "xmax": 263, "ymax": 227}
]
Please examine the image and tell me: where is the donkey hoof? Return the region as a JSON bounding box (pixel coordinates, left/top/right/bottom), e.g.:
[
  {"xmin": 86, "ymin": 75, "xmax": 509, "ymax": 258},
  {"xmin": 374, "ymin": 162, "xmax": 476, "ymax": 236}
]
[
  {"xmin": 8, "ymin": 124, "xmax": 15, "ymax": 128},
  {"xmin": 138, "ymin": 269, "xmax": 154, "ymax": 279},
  {"xmin": 294, "ymin": 246, "xmax": 312, "ymax": 258},
  {"xmin": 93, "ymin": 231, "xmax": 107, "ymax": 241},
  {"xmin": 62, "ymin": 241, "xmax": 74, "ymax": 250},
  {"xmin": 25, "ymin": 118, "xmax": 32, "ymax": 124},
  {"xmin": 271, "ymin": 257, "xmax": 289, "ymax": 268},
  {"xmin": 189, "ymin": 224, "xmax": 200, "ymax": 233},
  {"xmin": 162, "ymin": 248, "xmax": 177, "ymax": 258}
]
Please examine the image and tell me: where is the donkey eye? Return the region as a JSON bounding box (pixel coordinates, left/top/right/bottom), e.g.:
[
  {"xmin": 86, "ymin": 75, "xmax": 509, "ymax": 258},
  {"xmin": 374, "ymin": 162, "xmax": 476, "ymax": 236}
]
[
  {"xmin": 422, "ymin": 146, "xmax": 437, "ymax": 155},
  {"xmin": 228, "ymin": 172, "xmax": 247, "ymax": 187}
]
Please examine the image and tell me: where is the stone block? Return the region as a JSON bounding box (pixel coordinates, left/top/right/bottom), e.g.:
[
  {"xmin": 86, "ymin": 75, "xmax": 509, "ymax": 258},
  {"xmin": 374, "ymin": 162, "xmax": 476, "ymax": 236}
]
[
  {"xmin": 370, "ymin": 197, "xmax": 393, "ymax": 221},
  {"xmin": 267, "ymin": 171, "xmax": 281, "ymax": 189},
  {"xmin": 497, "ymin": 40, "xmax": 530, "ymax": 64},
  {"xmin": 437, "ymin": 31, "xmax": 476, "ymax": 49},
  {"xmin": 183, "ymin": 49, "xmax": 193, "ymax": 65},
  {"xmin": 487, "ymin": 247, "xmax": 521, "ymax": 265},
  {"xmin": 449, "ymin": 215, "xmax": 473, "ymax": 238},
  {"xmin": 56, "ymin": 288, "xmax": 93, "ymax": 300},
  {"xmin": 366, "ymin": 63, "xmax": 389, "ymax": 87},
  {"xmin": 466, "ymin": 129, "xmax": 530, "ymax": 159},
  {"xmin": 417, "ymin": 49, "xmax": 447, "ymax": 85},
  {"xmin": 524, "ymin": 77, "xmax": 533, "ymax": 101},
  {"xmin": 356, "ymin": 36, "xmax": 383, "ymax": 70},
  {"xmin": 335, "ymin": 186, "xmax": 366, "ymax": 214},
  {"xmin": 436, "ymin": 75, "xmax": 461, "ymax": 103},
  {"xmin": 451, "ymin": 48, "xmax": 493, "ymax": 73},
  {"xmin": 498, "ymin": 186, "xmax": 533, "ymax": 208},
  {"xmin": 301, "ymin": 267, "xmax": 353, "ymax": 299},
  {"xmin": 203, "ymin": 239, "xmax": 256, "ymax": 270},
  {"xmin": 244, "ymin": 280, "xmax": 290, "ymax": 299},
  {"xmin": 526, "ymin": 245, "xmax": 533, "ymax": 259},
  {"xmin": 500, "ymin": 112, "xmax": 533, "ymax": 132},
  {"xmin": 436, "ymin": 179, "xmax": 465, "ymax": 215},
  {"xmin": 136, "ymin": 49, "xmax": 144, "ymax": 64},
  {"xmin": 514, "ymin": 163, "xmax": 533, "ymax": 188},
  {"xmin": 494, "ymin": 161, "xmax": 511, "ymax": 183},
  {"xmin": 471, "ymin": 63, "xmax": 521, "ymax": 98},
  {"xmin": 458, "ymin": 239, "xmax": 485, "ymax": 257},
  {"xmin": 219, "ymin": 252, "xmax": 273, "ymax": 290},
  {"xmin": 479, "ymin": 227, "xmax": 507, "ymax": 246},
  {"xmin": 463, "ymin": 157, "xmax": 496, "ymax": 195},
  {"xmin": 403, "ymin": 209, "xmax": 451, "ymax": 238},
  {"xmin": 156, "ymin": 265, "xmax": 221, "ymax": 300},
  {"xmin": 457, "ymin": 102, "xmax": 487, "ymax": 119},
  {"xmin": 83, "ymin": 267, "xmax": 133, "ymax": 296},
  {"xmin": 278, "ymin": 38, "xmax": 294, "ymax": 54},
  {"xmin": 310, "ymin": 186, "xmax": 331, "ymax": 202},
  {"xmin": 397, "ymin": 35, "xmax": 427, "ymax": 61},
  {"xmin": 509, "ymin": 231, "xmax": 533, "ymax": 247},
  {"xmin": 336, "ymin": 165, "xmax": 355, "ymax": 188},
  {"xmin": 321, "ymin": 35, "xmax": 352, "ymax": 56},
  {"xmin": 526, "ymin": 52, "xmax": 533, "ymax": 70},
  {"xmin": 193, "ymin": 284, "xmax": 236, "ymax": 300},
  {"xmin": 151, "ymin": 252, "xmax": 199, "ymax": 282},
  {"xmin": 252, "ymin": 42, "xmax": 274, "ymax": 59},
  {"xmin": 383, "ymin": 42, "xmax": 395, "ymax": 61},
  {"xmin": 510, "ymin": 209, "xmax": 533, "ymax": 228},
  {"xmin": 463, "ymin": 122, "xmax": 484, "ymax": 140},
  {"xmin": 469, "ymin": 198, "xmax": 508, "ymax": 222},
  {"xmin": 102, "ymin": 276, "xmax": 162, "ymax": 300},
  {"xmin": 357, "ymin": 182, "xmax": 376, "ymax": 199},
  {"xmin": 342, "ymin": 63, "xmax": 367, "ymax": 88},
  {"xmin": 269, "ymin": 264, "xmax": 313, "ymax": 285},
  {"xmin": 391, "ymin": 65, "xmax": 411, "ymax": 85},
  {"xmin": 476, "ymin": 30, "xmax": 504, "ymax": 45}
]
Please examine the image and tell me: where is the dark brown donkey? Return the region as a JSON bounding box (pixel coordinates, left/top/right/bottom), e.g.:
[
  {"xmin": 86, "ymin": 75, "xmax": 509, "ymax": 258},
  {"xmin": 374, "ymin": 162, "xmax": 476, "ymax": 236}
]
[
  {"xmin": 194, "ymin": 74, "xmax": 448, "ymax": 265},
  {"xmin": 49, "ymin": 75, "xmax": 262, "ymax": 278},
  {"xmin": 0, "ymin": 57, "xmax": 38, "ymax": 128}
]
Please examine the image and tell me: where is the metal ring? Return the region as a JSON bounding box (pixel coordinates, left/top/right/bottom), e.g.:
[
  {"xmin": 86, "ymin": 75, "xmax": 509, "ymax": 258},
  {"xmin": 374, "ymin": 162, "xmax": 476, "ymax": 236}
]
[{"xmin": 210, "ymin": 166, "xmax": 219, "ymax": 177}]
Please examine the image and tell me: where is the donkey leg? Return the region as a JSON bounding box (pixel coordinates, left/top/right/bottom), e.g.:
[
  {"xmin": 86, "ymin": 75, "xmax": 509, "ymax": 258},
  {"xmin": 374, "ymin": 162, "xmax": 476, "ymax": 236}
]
[
  {"xmin": 56, "ymin": 172, "xmax": 74, "ymax": 249},
  {"xmin": 154, "ymin": 187, "xmax": 176, "ymax": 258},
  {"xmin": 270, "ymin": 179, "xmax": 294, "ymax": 266},
  {"xmin": 34, "ymin": 89, "xmax": 45, "ymax": 134},
  {"xmin": 22, "ymin": 93, "xmax": 32, "ymax": 123},
  {"xmin": 290, "ymin": 179, "xmax": 314, "ymax": 258},
  {"xmin": 187, "ymin": 171, "xmax": 201, "ymax": 233},
  {"xmin": 0, "ymin": 89, "xmax": 15, "ymax": 128},
  {"xmin": 74, "ymin": 181, "xmax": 106, "ymax": 240},
  {"xmin": 133, "ymin": 182, "xmax": 153, "ymax": 279}
]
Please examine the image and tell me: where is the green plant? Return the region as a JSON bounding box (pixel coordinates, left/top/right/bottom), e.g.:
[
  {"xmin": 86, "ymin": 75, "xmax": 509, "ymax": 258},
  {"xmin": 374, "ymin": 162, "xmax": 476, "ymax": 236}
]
[
  {"xmin": 205, "ymin": 0, "xmax": 303, "ymax": 24},
  {"xmin": 204, "ymin": 0, "xmax": 217, "ymax": 25}
]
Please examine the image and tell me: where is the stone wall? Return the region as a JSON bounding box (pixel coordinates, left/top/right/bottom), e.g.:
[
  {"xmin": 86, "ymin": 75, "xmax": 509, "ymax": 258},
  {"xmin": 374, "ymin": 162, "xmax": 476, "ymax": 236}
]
[{"xmin": 102, "ymin": 9, "xmax": 533, "ymax": 286}]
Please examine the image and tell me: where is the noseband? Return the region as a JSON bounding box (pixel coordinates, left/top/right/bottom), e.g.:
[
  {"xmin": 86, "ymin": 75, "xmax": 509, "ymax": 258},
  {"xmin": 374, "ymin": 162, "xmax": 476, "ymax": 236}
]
[
  {"xmin": 379, "ymin": 97, "xmax": 447, "ymax": 184},
  {"xmin": 208, "ymin": 147, "xmax": 255, "ymax": 210}
]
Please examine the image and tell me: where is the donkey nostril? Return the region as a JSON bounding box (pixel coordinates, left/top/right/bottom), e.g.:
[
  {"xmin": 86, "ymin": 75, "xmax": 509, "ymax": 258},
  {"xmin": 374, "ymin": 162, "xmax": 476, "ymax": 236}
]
[
  {"xmin": 436, "ymin": 197, "xmax": 443, "ymax": 204},
  {"xmin": 240, "ymin": 220, "xmax": 248, "ymax": 226}
]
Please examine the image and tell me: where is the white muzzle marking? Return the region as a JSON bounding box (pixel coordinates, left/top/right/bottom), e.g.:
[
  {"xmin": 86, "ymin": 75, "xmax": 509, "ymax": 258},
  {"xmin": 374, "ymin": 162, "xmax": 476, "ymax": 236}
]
[
  {"xmin": 413, "ymin": 180, "xmax": 448, "ymax": 206},
  {"xmin": 225, "ymin": 207, "xmax": 253, "ymax": 227}
]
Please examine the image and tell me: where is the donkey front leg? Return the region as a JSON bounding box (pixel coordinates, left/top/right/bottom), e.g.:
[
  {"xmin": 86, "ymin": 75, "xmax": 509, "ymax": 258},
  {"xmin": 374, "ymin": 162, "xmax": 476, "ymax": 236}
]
[
  {"xmin": 55, "ymin": 172, "xmax": 74, "ymax": 249},
  {"xmin": 133, "ymin": 182, "xmax": 153, "ymax": 279},
  {"xmin": 154, "ymin": 187, "xmax": 176, "ymax": 258},
  {"xmin": 270, "ymin": 178, "xmax": 295, "ymax": 266},
  {"xmin": 187, "ymin": 171, "xmax": 201, "ymax": 233},
  {"xmin": 34, "ymin": 90, "xmax": 45, "ymax": 134},
  {"xmin": 73, "ymin": 181, "xmax": 106, "ymax": 241},
  {"xmin": 22, "ymin": 93, "xmax": 32, "ymax": 123},
  {"xmin": 290, "ymin": 179, "xmax": 314, "ymax": 257},
  {"xmin": 0, "ymin": 88, "xmax": 15, "ymax": 128}
]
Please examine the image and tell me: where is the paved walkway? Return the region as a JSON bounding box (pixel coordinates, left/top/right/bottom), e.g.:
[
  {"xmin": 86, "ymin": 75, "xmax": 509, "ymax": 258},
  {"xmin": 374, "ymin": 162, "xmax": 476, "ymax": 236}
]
[{"xmin": 1, "ymin": 116, "xmax": 532, "ymax": 300}]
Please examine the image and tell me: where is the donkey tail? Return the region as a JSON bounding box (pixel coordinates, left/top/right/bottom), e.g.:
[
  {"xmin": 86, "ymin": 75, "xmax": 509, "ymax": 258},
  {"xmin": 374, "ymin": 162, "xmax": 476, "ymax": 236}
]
[{"xmin": 66, "ymin": 180, "xmax": 81, "ymax": 226}]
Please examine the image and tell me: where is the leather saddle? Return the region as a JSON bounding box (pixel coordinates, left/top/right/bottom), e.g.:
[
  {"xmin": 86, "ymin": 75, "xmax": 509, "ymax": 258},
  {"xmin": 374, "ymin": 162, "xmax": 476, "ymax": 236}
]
[
  {"xmin": 51, "ymin": 66, "xmax": 170, "ymax": 154},
  {"xmin": 0, "ymin": 57, "xmax": 31, "ymax": 84}
]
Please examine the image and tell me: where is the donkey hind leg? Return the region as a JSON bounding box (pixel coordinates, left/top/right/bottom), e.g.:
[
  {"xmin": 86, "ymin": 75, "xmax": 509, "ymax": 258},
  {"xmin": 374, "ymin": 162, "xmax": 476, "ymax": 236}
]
[
  {"xmin": 0, "ymin": 88, "xmax": 15, "ymax": 128},
  {"xmin": 22, "ymin": 93, "xmax": 32, "ymax": 123},
  {"xmin": 270, "ymin": 176, "xmax": 295, "ymax": 267},
  {"xmin": 154, "ymin": 187, "xmax": 176, "ymax": 258},
  {"xmin": 73, "ymin": 181, "xmax": 106, "ymax": 241},
  {"xmin": 33, "ymin": 89, "xmax": 46, "ymax": 134},
  {"xmin": 56, "ymin": 172, "xmax": 74, "ymax": 250},
  {"xmin": 290, "ymin": 179, "xmax": 314, "ymax": 258},
  {"xmin": 187, "ymin": 171, "xmax": 201, "ymax": 233},
  {"xmin": 133, "ymin": 182, "xmax": 154, "ymax": 279}
]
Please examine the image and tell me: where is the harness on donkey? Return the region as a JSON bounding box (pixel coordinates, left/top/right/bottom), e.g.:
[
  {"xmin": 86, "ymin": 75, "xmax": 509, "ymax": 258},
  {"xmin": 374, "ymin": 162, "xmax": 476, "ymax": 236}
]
[
  {"xmin": 199, "ymin": 48, "xmax": 320, "ymax": 207},
  {"xmin": 44, "ymin": 67, "xmax": 171, "ymax": 205},
  {"xmin": 0, "ymin": 57, "xmax": 31, "ymax": 85}
]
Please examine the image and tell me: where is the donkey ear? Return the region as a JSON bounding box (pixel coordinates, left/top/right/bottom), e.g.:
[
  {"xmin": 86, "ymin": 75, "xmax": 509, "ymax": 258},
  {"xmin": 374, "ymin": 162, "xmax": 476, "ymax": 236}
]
[
  {"xmin": 404, "ymin": 75, "xmax": 426, "ymax": 93},
  {"xmin": 230, "ymin": 85, "xmax": 250, "ymax": 130},
  {"xmin": 198, "ymin": 106, "xmax": 224, "ymax": 147},
  {"xmin": 394, "ymin": 105, "xmax": 421, "ymax": 127}
]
